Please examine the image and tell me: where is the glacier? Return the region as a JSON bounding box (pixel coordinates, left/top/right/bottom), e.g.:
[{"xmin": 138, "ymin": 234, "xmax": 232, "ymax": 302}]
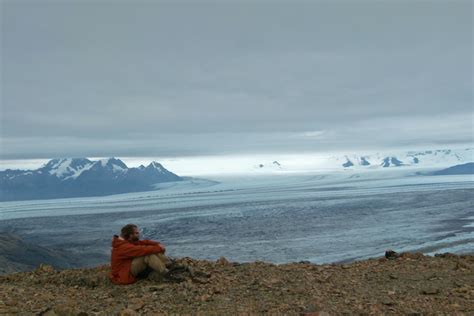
[{"xmin": 0, "ymin": 167, "xmax": 472, "ymax": 267}]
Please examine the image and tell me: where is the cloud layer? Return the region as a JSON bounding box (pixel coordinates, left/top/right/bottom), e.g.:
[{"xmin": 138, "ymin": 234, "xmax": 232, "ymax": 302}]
[{"xmin": 1, "ymin": 1, "xmax": 472, "ymax": 158}]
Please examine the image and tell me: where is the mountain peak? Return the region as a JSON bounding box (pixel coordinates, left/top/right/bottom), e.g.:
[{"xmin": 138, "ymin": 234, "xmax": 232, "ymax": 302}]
[
  {"xmin": 380, "ymin": 156, "xmax": 403, "ymax": 168},
  {"xmin": 146, "ymin": 161, "xmax": 164, "ymax": 171},
  {"xmin": 99, "ymin": 158, "xmax": 128, "ymax": 169},
  {"xmin": 342, "ymin": 159, "xmax": 354, "ymax": 168},
  {"xmin": 42, "ymin": 158, "xmax": 93, "ymax": 179},
  {"xmin": 91, "ymin": 158, "xmax": 128, "ymax": 174}
]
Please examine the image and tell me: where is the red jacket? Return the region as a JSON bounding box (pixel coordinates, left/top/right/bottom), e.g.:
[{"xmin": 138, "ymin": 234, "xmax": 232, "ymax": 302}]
[{"xmin": 109, "ymin": 235, "xmax": 165, "ymax": 285}]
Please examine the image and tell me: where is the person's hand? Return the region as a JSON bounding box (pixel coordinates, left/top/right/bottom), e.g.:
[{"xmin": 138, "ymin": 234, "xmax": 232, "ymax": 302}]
[{"xmin": 157, "ymin": 243, "xmax": 166, "ymax": 253}]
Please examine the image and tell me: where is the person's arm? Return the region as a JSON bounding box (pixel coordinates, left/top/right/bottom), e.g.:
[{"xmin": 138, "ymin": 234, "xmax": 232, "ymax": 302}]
[
  {"xmin": 139, "ymin": 240, "xmax": 166, "ymax": 253},
  {"xmin": 116, "ymin": 242, "xmax": 164, "ymax": 259},
  {"xmin": 138, "ymin": 239, "xmax": 160, "ymax": 246}
]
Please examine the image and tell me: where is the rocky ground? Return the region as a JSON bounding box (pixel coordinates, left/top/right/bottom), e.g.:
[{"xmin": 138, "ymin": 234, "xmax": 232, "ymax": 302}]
[{"xmin": 0, "ymin": 252, "xmax": 473, "ymax": 315}]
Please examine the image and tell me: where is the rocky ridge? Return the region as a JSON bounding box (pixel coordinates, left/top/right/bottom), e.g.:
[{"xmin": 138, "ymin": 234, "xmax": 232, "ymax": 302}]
[{"xmin": 0, "ymin": 252, "xmax": 473, "ymax": 315}]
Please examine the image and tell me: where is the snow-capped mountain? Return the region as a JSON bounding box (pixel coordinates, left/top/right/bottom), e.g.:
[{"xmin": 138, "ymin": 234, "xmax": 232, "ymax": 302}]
[
  {"xmin": 245, "ymin": 148, "xmax": 473, "ymax": 173},
  {"xmin": 330, "ymin": 148, "xmax": 473, "ymax": 170},
  {"xmin": 0, "ymin": 158, "xmax": 182, "ymax": 202},
  {"xmin": 41, "ymin": 158, "xmax": 93, "ymax": 179}
]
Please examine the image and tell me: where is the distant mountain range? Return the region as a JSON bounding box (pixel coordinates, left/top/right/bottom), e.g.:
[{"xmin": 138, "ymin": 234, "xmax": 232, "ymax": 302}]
[
  {"xmin": 254, "ymin": 148, "xmax": 473, "ymax": 171},
  {"xmin": 336, "ymin": 148, "xmax": 473, "ymax": 169},
  {"xmin": 0, "ymin": 158, "xmax": 182, "ymax": 202}
]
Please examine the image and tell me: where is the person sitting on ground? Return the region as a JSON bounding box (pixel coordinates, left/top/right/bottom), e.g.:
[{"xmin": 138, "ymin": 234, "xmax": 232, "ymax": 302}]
[{"xmin": 109, "ymin": 223, "xmax": 172, "ymax": 285}]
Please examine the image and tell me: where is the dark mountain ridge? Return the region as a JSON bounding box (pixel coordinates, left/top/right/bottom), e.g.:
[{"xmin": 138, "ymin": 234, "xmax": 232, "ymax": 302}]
[
  {"xmin": 0, "ymin": 158, "xmax": 182, "ymax": 202},
  {"xmin": 0, "ymin": 232, "xmax": 75, "ymax": 274},
  {"xmin": 433, "ymin": 162, "xmax": 474, "ymax": 175}
]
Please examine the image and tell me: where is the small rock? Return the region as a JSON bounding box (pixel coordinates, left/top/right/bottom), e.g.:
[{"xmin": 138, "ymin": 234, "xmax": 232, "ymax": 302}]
[
  {"xmin": 186, "ymin": 266, "xmax": 195, "ymax": 277},
  {"xmin": 200, "ymin": 294, "xmax": 211, "ymax": 302},
  {"xmin": 44, "ymin": 304, "xmax": 78, "ymax": 316},
  {"xmin": 41, "ymin": 309, "xmax": 57, "ymax": 316},
  {"xmin": 193, "ymin": 271, "xmax": 211, "ymax": 278},
  {"xmin": 217, "ymin": 257, "xmax": 230, "ymax": 266},
  {"xmin": 183, "ymin": 280, "xmax": 194, "ymax": 289},
  {"xmin": 303, "ymin": 304, "xmax": 319, "ymax": 313},
  {"xmin": 119, "ymin": 308, "xmax": 138, "ymax": 316},
  {"xmin": 382, "ymin": 299, "xmax": 395, "ymax": 306},
  {"xmin": 36, "ymin": 264, "xmax": 55, "ymax": 274},
  {"xmin": 127, "ymin": 298, "xmax": 144, "ymax": 311},
  {"xmin": 385, "ymin": 250, "xmax": 399, "ymax": 260},
  {"xmin": 434, "ymin": 252, "xmax": 456, "ymax": 258},
  {"xmin": 421, "ymin": 288, "xmax": 440, "ymax": 295},
  {"xmin": 456, "ymin": 286, "xmax": 470, "ymax": 293},
  {"xmin": 192, "ymin": 277, "xmax": 209, "ymax": 284},
  {"xmin": 147, "ymin": 284, "xmax": 166, "ymax": 291}
]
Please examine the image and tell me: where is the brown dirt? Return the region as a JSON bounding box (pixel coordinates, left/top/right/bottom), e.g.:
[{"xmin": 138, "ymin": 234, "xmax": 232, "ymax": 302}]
[{"xmin": 0, "ymin": 252, "xmax": 473, "ymax": 315}]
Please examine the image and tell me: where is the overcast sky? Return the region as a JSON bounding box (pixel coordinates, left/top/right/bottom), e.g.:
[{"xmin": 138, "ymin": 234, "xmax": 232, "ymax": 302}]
[{"xmin": 1, "ymin": 0, "xmax": 472, "ymax": 159}]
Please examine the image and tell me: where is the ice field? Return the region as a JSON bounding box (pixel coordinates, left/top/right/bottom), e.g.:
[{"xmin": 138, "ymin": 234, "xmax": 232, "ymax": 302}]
[{"xmin": 0, "ymin": 169, "xmax": 472, "ymax": 266}]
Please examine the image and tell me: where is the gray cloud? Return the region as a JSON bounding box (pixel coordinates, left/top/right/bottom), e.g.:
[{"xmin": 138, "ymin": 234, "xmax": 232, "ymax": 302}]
[{"xmin": 1, "ymin": 0, "xmax": 472, "ymax": 158}]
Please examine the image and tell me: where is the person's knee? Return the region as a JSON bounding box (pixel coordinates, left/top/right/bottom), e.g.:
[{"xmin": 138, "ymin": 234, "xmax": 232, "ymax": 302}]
[
  {"xmin": 156, "ymin": 253, "xmax": 171, "ymax": 265},
  {"xmin": 144, "ymin": 254, "xmax": 168, "ymax": 273},
  {"xmin": 143, "ymin": 254, "xmax": 158, "ymax": 265},
  {"xmin": 158, "ymin": 253, "xmax": 170, "ymax": 260}
]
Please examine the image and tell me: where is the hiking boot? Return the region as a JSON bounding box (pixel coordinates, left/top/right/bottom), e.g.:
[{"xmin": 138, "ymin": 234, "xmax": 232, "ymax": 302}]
[
  {"xmin": 148, "ymin": 271, "xmax": 165, "ymax": 282},
  {"xmin": 164, "ymin": 270, "xmax": 186, "ymax": 283},
  {"xmin": 168, "ymin": 264, "xmax": 188, "ymax": 273}
]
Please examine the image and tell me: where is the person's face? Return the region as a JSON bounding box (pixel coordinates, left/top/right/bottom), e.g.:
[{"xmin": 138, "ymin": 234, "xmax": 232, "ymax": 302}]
[{"xmin": 129, "ymin": 227, "xmax": 140, "ymax": 242}]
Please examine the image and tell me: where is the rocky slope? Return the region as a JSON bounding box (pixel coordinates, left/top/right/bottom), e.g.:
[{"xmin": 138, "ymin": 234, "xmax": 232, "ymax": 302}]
[
  {"xmin": 0, "ymin": 252, "xmax": 473, "ymax": 315},
  {"xmin": 0, "ymin": 233, "xmax": 75, "ymax": 275}
]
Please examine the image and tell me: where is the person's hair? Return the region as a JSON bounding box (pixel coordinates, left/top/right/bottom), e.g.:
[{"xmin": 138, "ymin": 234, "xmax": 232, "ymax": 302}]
[{"xmin": 121, "ymin": 224, "xmax": 138, "ymax": 240}]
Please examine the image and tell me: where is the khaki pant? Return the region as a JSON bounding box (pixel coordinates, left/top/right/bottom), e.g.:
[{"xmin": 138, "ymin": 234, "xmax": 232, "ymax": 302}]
[{"xmin": 130, "ymin": 253, "xmax": 171, "ymax": 277}]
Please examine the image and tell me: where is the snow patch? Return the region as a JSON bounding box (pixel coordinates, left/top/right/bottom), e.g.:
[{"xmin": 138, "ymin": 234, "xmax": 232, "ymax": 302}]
[
  {"xmin": 48, "ymin": 158, "xmax": 73, "ymax": 178},
  {"xmin": 63, "ymin": 163, "xmax": 95, "ymax": 180}
]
